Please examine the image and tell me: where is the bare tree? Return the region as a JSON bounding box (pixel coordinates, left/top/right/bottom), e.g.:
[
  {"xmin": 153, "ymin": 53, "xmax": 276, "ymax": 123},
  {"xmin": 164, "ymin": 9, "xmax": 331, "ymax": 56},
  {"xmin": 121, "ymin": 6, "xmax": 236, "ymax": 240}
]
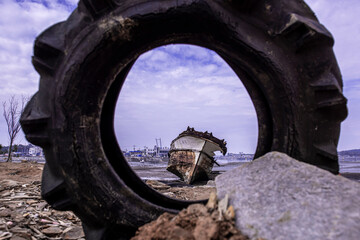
[{"xmin": 3, "ymin": 96, "xmax": 26, "ymax": 162}]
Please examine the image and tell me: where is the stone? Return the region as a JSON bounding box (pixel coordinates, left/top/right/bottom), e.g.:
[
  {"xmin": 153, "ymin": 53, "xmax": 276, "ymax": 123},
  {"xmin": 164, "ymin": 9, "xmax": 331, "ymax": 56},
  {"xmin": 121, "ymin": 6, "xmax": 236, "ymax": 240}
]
[
  {"xmin": 9, "ymin": 226, "xmax": 32, "ymax": 240},
  {"xmin": 131, "ymin": 212, "xmax": 182, "ymax": 240},
  {"xmin": 26, "ymin": 200, "xmax": 37, "ymax": 205},
  {"xmin": 0, "ymin": 209, "xmax": 12, "ymax": 217},
  {"xmin": 193, "ymin": 216, "xmax": 219, "ymax": 240},
  {"xmin": 62, "ymin": 227, "xmax": 85, "ymax": 239},
  {"xmin": 132, "ymin": 202, "xmax": 248, "ymax": 240},
  {"xmin": 225, "ymin": 205, "xmax": 235, "ymax": 220},
  {"xmin": 12, "ymin": 215, "xmax": 25, "ymax": 223},
  {"xmin": 206, "ymin": 180, "xmax": 216, "ymax": 187},
  {"xmin": 167, "ymin": 226, "xmax": 194, "ymax": 240},
  {"xmin": 186, "ymin": 204, "xmax": 209, "ymax": 216},
  {"xmin": 41, "ymin": 226, "xmax": 62, "ymax": 236},
  {"xmin": 0, "ymin": 180, "xmax": 20, "ymax": 188},
  {"xmin": 215, "ymin": 151, "xmax": 360, "ymax": 240},
  {"xmin": 35, "ymin": 202, "xmax": 47, "ymax": 211},
  {"xmin": 10, "ymin": 236, "xmax": 27, "ymax": 240},
  {"xmin": 7, "ymin": 204, "xmax": 19, "ymax": 210},
  {"xmin": 162, "ymin": 192, "xmax": 175, "ymax": 197},
  {"xmin": 1, "ymin": 190, "xmax": 12, "ymax": 197},
  {"xmin": 218, "ymin": 194, "xmax": 229, "ymax": 219},
  {"xmin": 206, "ymin": 191, "xmax": 217, "ymax": 209},
  {"xmin": 145, "ymin": 180, "xmax": 170, "ymax": 190}
]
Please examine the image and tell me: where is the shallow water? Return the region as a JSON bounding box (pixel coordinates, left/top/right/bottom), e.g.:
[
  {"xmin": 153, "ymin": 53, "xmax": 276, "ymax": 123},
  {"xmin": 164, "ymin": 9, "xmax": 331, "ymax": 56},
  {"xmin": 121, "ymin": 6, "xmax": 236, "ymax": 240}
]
[
  {"xmin": 130, "ymin": 158, "xmax": 360, "ymax": 182},
  {"xmin": 2, "ymin": 156, "xmax": 359, "ymax": 182},
  {"xmin": 339, "ymin": 161, "xmax": 360, "ymax": 173}
]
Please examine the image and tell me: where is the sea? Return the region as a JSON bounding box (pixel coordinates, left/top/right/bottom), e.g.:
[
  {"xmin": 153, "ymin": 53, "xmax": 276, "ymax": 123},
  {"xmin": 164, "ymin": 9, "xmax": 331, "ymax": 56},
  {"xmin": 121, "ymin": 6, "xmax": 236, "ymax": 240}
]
[
  {"xmin": 129, "ymin": 156, "xmax": 360, "ymax": 182},
  {"xmin": 2, "ymin": 156, "xmax": 360, "ymax": 182}
]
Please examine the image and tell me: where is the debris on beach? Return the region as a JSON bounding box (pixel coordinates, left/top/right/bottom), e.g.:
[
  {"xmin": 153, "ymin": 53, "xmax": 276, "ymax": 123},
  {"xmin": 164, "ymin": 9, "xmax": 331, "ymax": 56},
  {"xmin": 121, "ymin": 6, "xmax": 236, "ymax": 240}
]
[
  {"xmin": 0, "ymin": 162, "xmax": 84, "ymax": 240},
  {"xmin": 131, "ymin": 192, "xmax": 248, "ymax": 240},
  {"xmin": 146, "ymin": 179, "xmax": 216, "ymax": 200},
  {"xmin": 167, "ymin": 127, "xmax": 227, "ymax": 184}
]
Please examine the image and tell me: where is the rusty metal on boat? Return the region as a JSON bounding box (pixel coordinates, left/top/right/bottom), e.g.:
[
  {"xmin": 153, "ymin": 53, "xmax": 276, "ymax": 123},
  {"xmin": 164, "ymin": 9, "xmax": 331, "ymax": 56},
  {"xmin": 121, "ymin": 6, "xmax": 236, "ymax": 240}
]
[{"xmin": 166, "ymin": 127, "xmax": 227, "ymax": 184}]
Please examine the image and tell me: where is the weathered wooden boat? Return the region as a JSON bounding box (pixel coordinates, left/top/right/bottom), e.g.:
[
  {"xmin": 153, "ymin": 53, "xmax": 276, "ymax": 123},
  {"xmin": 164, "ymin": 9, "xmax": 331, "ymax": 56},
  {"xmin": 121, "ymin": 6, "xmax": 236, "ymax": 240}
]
[{"xmin": 166, "ymin": 127, "xmax": 227, "ymax": 184}]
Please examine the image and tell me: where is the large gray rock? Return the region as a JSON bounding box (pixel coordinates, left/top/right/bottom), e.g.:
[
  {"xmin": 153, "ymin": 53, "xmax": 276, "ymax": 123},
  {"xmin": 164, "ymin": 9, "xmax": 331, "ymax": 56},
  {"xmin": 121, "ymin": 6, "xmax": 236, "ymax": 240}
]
[{"xmin": 215, "ymin": 151, "xmax": 360, "ymax": 240}]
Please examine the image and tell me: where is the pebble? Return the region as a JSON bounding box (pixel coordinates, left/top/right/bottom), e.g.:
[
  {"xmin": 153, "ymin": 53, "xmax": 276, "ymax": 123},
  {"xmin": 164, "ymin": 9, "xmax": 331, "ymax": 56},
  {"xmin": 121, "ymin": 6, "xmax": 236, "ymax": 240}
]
[
  {"xmin": 35, "ymin": 202, "xmax": 47, "ymax": 211},
  {"xmin": 206, "ymin": 191, "xmax": 217, "ymax": 209},
  {"xmin": 26, "ymin": 200, "xmax": 37, "ymax": 205},
  {"xmin": 0, "ymin": 209, "xmax": 12, "ymax": 217},
  {"xmin": 225, "ymin": 205, "xmax": 235, "ymax": 220}
]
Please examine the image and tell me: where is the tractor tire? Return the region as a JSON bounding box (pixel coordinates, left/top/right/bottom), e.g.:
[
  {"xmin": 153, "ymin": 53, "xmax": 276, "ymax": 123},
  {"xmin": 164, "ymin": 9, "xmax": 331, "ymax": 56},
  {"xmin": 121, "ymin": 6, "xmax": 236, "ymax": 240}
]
[{"xmin": 20, "ymin": 0, "xmax": 347, "ymax": 239}]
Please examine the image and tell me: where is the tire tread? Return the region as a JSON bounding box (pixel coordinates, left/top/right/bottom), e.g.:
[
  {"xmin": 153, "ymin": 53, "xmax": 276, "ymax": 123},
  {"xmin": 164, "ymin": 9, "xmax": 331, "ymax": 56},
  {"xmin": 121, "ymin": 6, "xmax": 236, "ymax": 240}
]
[
  {"xmin": 275, "ymin": 13, "xmax": 334, "ymax": 51},
  {"xmin": 33, "ymin": 22, "xmax": 65, "ymax": 76},
  {"xmin": 20, "ymin": 93, "xmax": 51, "ymax": 146},
  {"xmin": 41, "ymin": 164, "xmax": 75, "ymax": 211},
  {"xmin": 81, "ymin": 0, "xmax": 117, "ymax": 18}
]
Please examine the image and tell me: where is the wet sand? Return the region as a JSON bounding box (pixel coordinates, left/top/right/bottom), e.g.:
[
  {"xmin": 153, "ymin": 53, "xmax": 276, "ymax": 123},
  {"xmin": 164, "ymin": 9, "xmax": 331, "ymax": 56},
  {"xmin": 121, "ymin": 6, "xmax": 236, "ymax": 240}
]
[
  {"xmin": 131, "ymin": 161, "xmax": 360, "ymax": 183},
  {"xmin": 131, "ymin": 161, "xmax": 248, "ymax": 181},
  {"xmin": 340, "ymin": 172, "xmax": 360, "ymax": 182}
]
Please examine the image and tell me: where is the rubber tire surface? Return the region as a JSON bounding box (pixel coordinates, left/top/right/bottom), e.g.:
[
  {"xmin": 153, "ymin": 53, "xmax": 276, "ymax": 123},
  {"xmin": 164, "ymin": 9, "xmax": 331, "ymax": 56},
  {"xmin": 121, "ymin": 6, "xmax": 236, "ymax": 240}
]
[{"xmin": 20, "ymin": 0, "xmax": 347, "ymax": 239}]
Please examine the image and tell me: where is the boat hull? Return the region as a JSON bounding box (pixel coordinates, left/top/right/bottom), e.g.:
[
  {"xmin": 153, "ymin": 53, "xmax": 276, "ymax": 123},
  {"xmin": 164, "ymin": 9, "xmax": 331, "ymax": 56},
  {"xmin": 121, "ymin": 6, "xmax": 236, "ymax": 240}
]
[{"xmin": 167, "ymin": 129, "xmax": 226, "ymax": 184}]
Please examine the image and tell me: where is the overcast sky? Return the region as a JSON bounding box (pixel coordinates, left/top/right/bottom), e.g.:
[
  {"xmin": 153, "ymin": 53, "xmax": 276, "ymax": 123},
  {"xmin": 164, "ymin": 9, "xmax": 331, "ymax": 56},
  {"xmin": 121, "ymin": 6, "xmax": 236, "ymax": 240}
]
[{"xmin": 0, "ymin": 0, "xmax": 359, "ymax": 153}]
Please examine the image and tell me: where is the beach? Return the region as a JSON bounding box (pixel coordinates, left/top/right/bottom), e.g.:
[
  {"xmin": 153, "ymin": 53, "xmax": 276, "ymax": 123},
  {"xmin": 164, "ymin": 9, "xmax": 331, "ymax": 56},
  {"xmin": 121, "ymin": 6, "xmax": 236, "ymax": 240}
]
[{"xmin": 0, "ymin": 159, "xmax": 359, "ymax": 239}]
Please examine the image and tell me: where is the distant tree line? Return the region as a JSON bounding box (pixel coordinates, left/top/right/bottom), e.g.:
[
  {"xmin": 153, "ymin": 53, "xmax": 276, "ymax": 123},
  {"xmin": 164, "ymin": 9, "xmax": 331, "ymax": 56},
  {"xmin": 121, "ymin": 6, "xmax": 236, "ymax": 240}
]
[
  {"xmin": 0, "ymin": 144, "xmax": 30, "ymax": 154},
  {"xmin": 338, "ymin": 149, "xmax": 360, "ymax": 157}
]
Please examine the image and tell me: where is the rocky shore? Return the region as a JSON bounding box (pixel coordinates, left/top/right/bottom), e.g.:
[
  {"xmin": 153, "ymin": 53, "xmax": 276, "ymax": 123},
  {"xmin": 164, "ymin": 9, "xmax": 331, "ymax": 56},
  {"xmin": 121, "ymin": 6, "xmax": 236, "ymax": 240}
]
[
  {"xmin": 0, "ymin": 162, "xmax": 84, "ymax": 240},
  {"xmin": 131, "ymin": 195, "xmax": 248, "ymax": 240},
  {"xmin": 0, "ymin": 162, "xmax": 225, "ymax": 239},
  {"xmin": 1, "ymin": 160, "xmax": 359, "ymax": 240}
]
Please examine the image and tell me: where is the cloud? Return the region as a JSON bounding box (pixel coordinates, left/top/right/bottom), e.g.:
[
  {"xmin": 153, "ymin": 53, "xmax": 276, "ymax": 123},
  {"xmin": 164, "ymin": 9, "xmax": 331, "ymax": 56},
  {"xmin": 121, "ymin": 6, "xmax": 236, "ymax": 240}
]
[
  {"xmin": 0, "ymin": 0, "xmax": 75, "ymax": 144},
  {"xmin": 0, "ymin": 0, "xmax": 358, "ymax": 154},
  {"xmin": 0, "ymin": 0, "xmax": 74, "ymax": 97},
  {"xmin": 115, "ymin": 44, "xmax": 258, "ymax": 153},
  {"xmin": 306, "ymin": 0, "xmax": 360, "ymax": 80}
]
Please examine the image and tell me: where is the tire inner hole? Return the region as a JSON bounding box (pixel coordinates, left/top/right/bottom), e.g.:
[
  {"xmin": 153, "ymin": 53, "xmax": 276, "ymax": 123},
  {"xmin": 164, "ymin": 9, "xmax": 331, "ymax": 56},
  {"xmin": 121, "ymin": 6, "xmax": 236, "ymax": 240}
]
[{"xmin": 114, "ymin": 44, "xmax": 258, "ymax": 201}]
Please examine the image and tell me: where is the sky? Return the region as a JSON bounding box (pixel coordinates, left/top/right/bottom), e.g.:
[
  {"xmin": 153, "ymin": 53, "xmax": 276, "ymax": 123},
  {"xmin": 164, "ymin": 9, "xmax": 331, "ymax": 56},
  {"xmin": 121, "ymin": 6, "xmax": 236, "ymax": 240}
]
[{"xmin": 0, "ymin": 0, "xmax": 359, "ymax": 154}]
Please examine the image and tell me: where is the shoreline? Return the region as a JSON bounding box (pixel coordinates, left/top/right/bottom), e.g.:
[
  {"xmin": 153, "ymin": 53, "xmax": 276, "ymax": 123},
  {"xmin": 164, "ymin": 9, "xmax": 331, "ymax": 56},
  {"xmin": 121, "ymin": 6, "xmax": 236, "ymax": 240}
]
[
  {"xmin": 0, "ymin": 161, "xmax": 359, "ymax": 239},
  {"xmin": 339, "ymin": 172, "xmax": 360, "ymax": 182},
  {"xmin": 1, "ymin": 160, "xmax": 359, "ymax": 182}
]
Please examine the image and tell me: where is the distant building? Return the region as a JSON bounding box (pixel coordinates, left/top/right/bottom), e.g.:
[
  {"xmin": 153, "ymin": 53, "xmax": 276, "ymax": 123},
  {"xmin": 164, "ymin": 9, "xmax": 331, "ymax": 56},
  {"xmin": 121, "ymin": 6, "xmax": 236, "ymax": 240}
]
[
  {"xmin": 29, "ymin": 145, "xmax": 43, "ymax": 156},
  {"xmin": 157, "ymin": 147, "xmax": 170, "ymax": 157},
  {"xmin": 143, "ymin": 146, "xmax": 156, "ymax": 156},
  {"xmin": 129, "ymin": 150, "xmax": 143, "ymax": 157},
  {"xmin": 1, "ymin": 144, "xmax": 43, "ymax": 157},
  {"xmin": 120, "ymin": 138, "xmax": 171, "ymax": 159}
]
